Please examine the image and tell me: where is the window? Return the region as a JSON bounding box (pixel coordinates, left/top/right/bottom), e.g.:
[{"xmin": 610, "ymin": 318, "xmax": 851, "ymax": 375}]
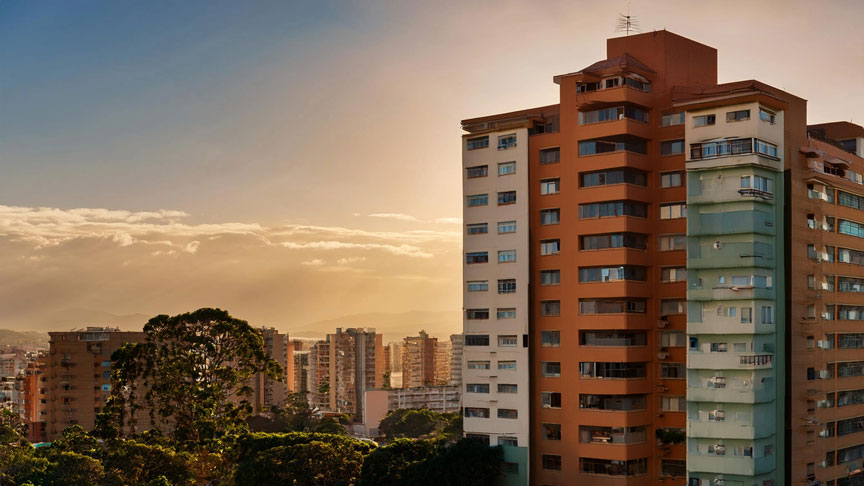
[
  {"xmin": 542, "ymin": 362, "xmax": 561, "ymax": 377},
  {"xmin": 540, "ymin": 147, "xmax": 560, "ymax": 164},
  {"xmin": 466, "ymin": 309, "xmax": 489, "ymax": 320},
  {"xmin": 581, "ymin": 232, "xmax": 648, "ymax": 250},
  {"xmin": 464, "ymin": 407, "xmax": 490, "ymax": 418},
  {"xmin": 466, "ymin": 223, "xmax": 488, "ymax": 235},
  {"xmin": 498, "ymin": 384, "xmax": 518, "ymax": 393},
  {"xmin": 839, "ymin": 191, "xmax": 864, "ymax": 210},
  {"xmin": 579, "ymin": 200, "xmax": 647, "ymax": 219},
  {"xmin": 497, "ymin": 279, "xmax": 516, "ymax": 294},
  {"xmin": 541, "ymin": 331, "xmax": 560, "ymax": 347},
  {"xmin": 580, "ymin": 330, "xmax": 647, "ymax": 346},
  {"xmin": 759, "ymin": 108, "xmax": 776, "ymax": 124},
  {"xmin": 581, "ymin": 168, "xmax": 647, "ymax": 187},
  {"xmin": 726, "ymin": 109, "xmax": 751, "ymax": 122},
  {"xmin": 542, "ymin": 423, "xmax": 562, "ymax": 440},
  {"xmin": 660, "ymin": 171, "xmax": 683, "ymax": 188},
  {"xmin": 498, "ymin": 335, "xmax": 518, "ymax": 347},
  {"xmin": 498, "ymin": 361, "xmax": 517, "ymax": 370},
  {"xmin": 661, "ymin": 459, "xmax": 686, "ymax": 478},
  {"xmin": 497, "ymin": 308, "xmax": 516, "ymax": 319},
  {"xmin": 497, "ymin": 221, "xmax": 516, "ymax": 233},
  {"xmin": 710, "ymin": 342, "xmax": 728, "ymax": 352},
  {"xmin": 660, "ymin": 331, "xmax": 686, "ymax": 347},
  {"xmin": 661, "ymin": 112, "xmax": 685, "ymax": 127},
  {"xmin": 499, "ymin": 437, "xmax": 518, "ymax": 447},
  {"xmin": 540, "ymin": 239, "xmax": 560, "ymax": 255},
  {"xmin": 755, "ymin": 139, "xmax": 778, "ymax": 158},
  {"xmin": 579, "ymin": 361, "xmax": 646, "ymax": 379},
  {"xmin": 498, "ymin": 161, "xmax": 516, "ymax": 176},
  {"xmin": 690, "ymin": 138, "xmax": 753, "ymax": 159},
  {"xmin": 466, "ymin": 252, "xmax": 488, "ymax": 264},
  {"xmin": 660, "ymin": 139, "xmax": 685, "ymax": 156},
  {"xmin": 466, "ymin": 136, "xmax": 489, "ymax": 150},
  {"xmin": 540, "ymin": 209, "xmax": 560, "ymax": 225},
  {"xmin": 580, "ymin": 299, "xmax": 646, "ymax": 314},
  {"xmin": 740, "ymin": 175, "xmax": 774, "ymax": 196},
  {"xmin": 101, "ymin": 361, "xmax": 111, "ymax": 367},
  {"xmin": 465, "ymin": 165, "xmax": 487, "ymax": 178},
  {"xmin": 661, "ymin": 300, "xmax": 686, "ymax": 315},
  {"xmin": 467, "ymin": 361, "xmax": 490, "ymax": 370},
  {"xmin": 761, "ymin": 306, "xmax": 774, "ymax": 324},
  {"xmin": 579, "ymin": 266, "xmax": 646, "ymax": 282},
  {"xmin": 465, "ymin": 335, "xmax": 489, "ymax": 346},
  {"xmin": 660, "ymin": 203, "xmax": 686, "ymax": 219},
  {"xmin": 498, "ymin": 134, "xmax": 517, "ymax": 150},
  {"xmin": 498, "ymin": 250, "xmax": 516, "ymax": 263},
  {"xmin": 659, "ymin": 234, "xmax": 686, "ymax": 251},
  {"xmin": 466, "ymin": 280, "xmax": 488, "ymax": 292},
  {"xmin": 541, "ymin": 392, "xmax": 561, "ymax": 408},
  {"xmin": 466, "ymin": 194, "xmax": 488, "ymax": 207},
  {"xmin": 579, "ymin": 135, "xmax": 647, "ymax": 156},
  {"xmin": 101, "ymin": 384, "xmax": 112, "ymax": 391},
  {"xmin": 694, "ymin": 114, "xmax": 716, "ymax": 127},
  {"xmin": 541, "ymin": 301, "xmax": 561, "ymax": 316},
  {"xmin": 540, "ymin": 269, "xmax": 560, "ymax": 285},
  {"xmin": 102, "ymin": 371, "xmax": 111, "ymax": 379},
  {"xmin": 839, "ymin": 219, "xmax": 864, "ymax": 238},
  {"xmin": 578, "ymin": 105, "xmax": 649, "ymax": 125},
  {"xmin": 540, "ymin": 179, "xmax": 560, "ymax": 195},
  {"xmin": 624, "ymin": 77, "xmax": 650, "ymax": 92},
  {"xmin": 660, "ymin": 395, "xmax": 685, "ymax": 411},
  {"xmin": 661, "ymin": 363, "xmax": 686, "ymax": 379},
  {"xmin": 660, "ymin": 267, "xmax": 686, "ymax": 283},
  {"xmin": 498, "ymin": 191, "xmax": 516, "ymax": 205},
  {"xmin": 466, "ymin": 383, "xmax": 490, "ymax": 393},
  {"xmin": 498, "ymin": 408, "xmax": 518, "ymax": 419},
  {"xmin": 542, "ymin": 455, "xmax": 562, "ymax": 471}
]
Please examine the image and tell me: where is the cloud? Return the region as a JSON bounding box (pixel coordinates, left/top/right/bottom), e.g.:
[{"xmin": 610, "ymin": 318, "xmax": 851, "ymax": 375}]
[
  {"xmin": 365, "ymin": 213, "xmax": 462, "ymax": 225},
  {"xmin": 337, "ymin": 256, "xmax": 366, "ymax": 265},
  {"xmin": 301, "ymin": 258, "xmax": 325, "ymax": 266},
  {"xmin": 368, "ymin": 213, "xmax": 418, "ymax": 222}
]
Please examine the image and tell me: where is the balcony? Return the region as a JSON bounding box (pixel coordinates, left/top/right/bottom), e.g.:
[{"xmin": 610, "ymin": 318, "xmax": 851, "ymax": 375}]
[
  {"xmin": 688, "ymin": 352, "xmax": 774, "ymax": 370},
  {"xmin": 687, "ymin": 454, "xmax": 775, "ymax": 476},
  {"xmin": 688, "ymin": 415, "xmax": 775, "ymax": 440},
  {"xmin": 688, "ymin": 284, "xmax": 775, "ymax": 302},
  {"xmin": 688, "ymin": 384, "xmax": 775, "ymax": 404},
  {"xmin": 572, "ymin": 85, "xmax": 654, "ymax": 110},
  {"xmin": 579, "ymin": 425, "xmax": 647, "ymax": 445},
  {"xmin": 688, "ymin": 210, "xmax": 775, "ymax": 237},
  {"xmin": 687, "ymin": 241, "xmax": 775, "ymax": 270},
  {"xmin": 687, "ymin": 138, "xmax": 781, "ymax": 171}
]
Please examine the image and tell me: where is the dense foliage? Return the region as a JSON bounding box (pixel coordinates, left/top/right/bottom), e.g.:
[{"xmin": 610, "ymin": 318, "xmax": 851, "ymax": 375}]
[{"xmin": 0, "ymin": 309, "xmax": 503, "ymax": 485}]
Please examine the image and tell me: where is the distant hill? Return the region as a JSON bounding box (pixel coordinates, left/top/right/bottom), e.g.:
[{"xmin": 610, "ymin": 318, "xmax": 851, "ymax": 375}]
[
  {"xmin": 0, "ymin": 329, "xmax": 49, "ymax": 348},
  {"xmin": 293, "ymin": 310, "xmax": 461, "ymax": 343},
  {"xmin": 6, "ymin": 308, "xmax": 151, "ymax": 334}
]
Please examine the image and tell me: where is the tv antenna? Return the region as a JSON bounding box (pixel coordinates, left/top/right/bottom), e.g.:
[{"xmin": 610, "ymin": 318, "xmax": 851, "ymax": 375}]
[{"xmin": 616, "ymin": 2, "xmax": 641, "ymax": 36}]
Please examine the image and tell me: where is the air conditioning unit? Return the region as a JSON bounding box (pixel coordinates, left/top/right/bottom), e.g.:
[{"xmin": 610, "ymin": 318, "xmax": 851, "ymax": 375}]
[
  {"xmin": 818, "ymin": 370, "xmax": 830, "ymax": 379},
  {"xmin": 819, "ymin": 429, "xmax": 831, "ymax": 438},
  {"xmin": 817, "ymin": 340, "xmax": 832, "ymax": 350},
  {"xmin": 820, "ymin": 460, "xmax": 828, "ymax": 468},
  {"xmin": 820, "ymin": 282, "xmax": 829, "ymax": 290},
  {"xmin": 657, "ymin": 320, "xmax": 669, "ymax": 328},
  {"xmin": 821, "ymin": 312, "xmax": 831, "ymax": 319},
  {"xmin": 714, "ymin": 479, "xmax": 725, "ymax": 486},
  {"xmin": 657, "ymin": 351, "xmax": 670, "ymax": 360},
  {"xmin": 817, "ymin": 399, "xmax": 832, "ymax": 408},
  {"xmin": 819, "ymin": 252, "xmax": 830, "ymax": 261}
]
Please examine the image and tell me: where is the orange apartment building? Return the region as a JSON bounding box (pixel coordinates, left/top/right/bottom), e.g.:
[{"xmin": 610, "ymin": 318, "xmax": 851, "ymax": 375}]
[{"xmin": 461, "ymin": 29, "xmax": 864, "ymax": 486}]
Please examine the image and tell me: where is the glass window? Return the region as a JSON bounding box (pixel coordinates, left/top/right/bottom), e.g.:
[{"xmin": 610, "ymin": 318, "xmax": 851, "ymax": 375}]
[
  {"xmin": 498, "ymin": 250, "xmax": 516, "ymax": 263},
  {"xmin": 497, "ymin": 279, "xmax": 516, "ymax": 294},
  {"xmin": 542, "ymin": 423, "xmax": 562, "ymax": 440},
  {"xmin": 466, "ymin": 252, "xmax": 488, "ymax": 264},
  {"xmin": 726, "ymin": 109, "xmax": 751, "ymax": 122},
  {"xmin": 465, "ymin": 335, "xmax": 490, "ymax": 346},
  {"xmin": 498, "ymin": 361, "xmax": 517, "ymax": 370},
  {"xmin": 659, "ymin": 234, "xmax": 686, "ymax": 251},
  {"xmin": 542, "ymin": 362, "xmax": 561, "ymax": 377},
  {"xmin": 498, "ymin": 384, "xmax": 518, "ymax": 393},
  {"xmin": 497, "ymin": 221, "xmax": 516, "ymax": 233},
  {"xmin": 466, "ymin": 136, "xmax": 489, "ymax": 150},
  {"xmin": 467, "ymin": 361, "xmax": 490, "ymax": 370},
  {"xmin": 466, "ymin": 223, "xmax": 488, "ymax": 235},
  {"xmin": 579, "ymin": 200, "xmax": 647, "ymax": 219},
  {"xmin": 542, "ymin": 454, "xmax": 562, "ymax": 471},
  {"xmin": 498, "ymin": 161, "xmax": 516, "ymax": 176},
  {"xmin": 540, "ymin": 269, "xmax": 560, "ymax": 285},
  {"xmin": 581, "ymin": 168, "xmax": 647, "ymax": 187},
  {"xmin": 540, "ymin": 179, "xmax": 560, "ymax": 195},
  {"xmin": 464, "ymin": 408, "xmax": 490, "ymax": 418},
  {"xmin": 466, "ymin": 280, "xmax": 488, "ymax": 292},
  {"xmin": 466, "ymin": 309, "xmax": 489, "ymax": 320},
  {"xmin": 660, "ymin": 172, "xmax": 683, "ymax": 188},
  {"xmin": 659, "ymin": 203, "xmax": 686, "ymax": 219},
  {"xmin": 498, "ymin": 335, "xmax": 518, "ymax": 347},
  {"xmin": 541, "ymin": 392, "xmax": 562, "ymax": 408},
  {"xmin": 466, "ymin": 383, "xmax": 490, "ymax": 393},
  {"xmin": 755, "ymin": 139, "xmax": 778, "ymax": 158},
  {"xmin": 498, "ymin": 191, "xmax": 516, "ymax": 205},
  {"xmin": 541, "ymin": 331, "xmax": 560, "ymax": 347},
  {"xmin": 581, "ymin": 233, "xmax": 648, "ymax": 250},
  {"xmin": 660, "ymin": 267, "xmax": 686, "ymax": 283},
  {"xmin": 540, "ymin": 239, "xmax": 560, "ymax": 255},
  {"xmin": 466, "ymin": 165, "xmax": 487, "ymax": 178},
  {"xmin": 660, "ymin": 140, "xmax": 685, "ymax": 156},
  {"xmin": 540, "ymin": 147, "xmax": 560, "ymax": 164},
  {"xmin": 661, "ymin": 112, "xmax": 685, "ymax": 127},
  {"xmin": 541, "ymin": 301, "xmax": 561, "ymax": 316},
  {"xmin": 759, "ymin": 108, "xmax": 776, "ymax": 124},
  {"xmin": 466, "ymin": 194, "xmax": 488, "ymax": 207},
  {"xmin": 579, "ymin": 135, "xmax": 647, "ymax": 156},
  {"xmin": 497, "ymin": 409, "xmax": 518, "ymax": 419},
  {"xmin": 497, "ymin": 308, "xmax": 516, "ymax": 319},
  {"xmin": 540, "ymin": 209, "xmax": 560, "ymax": 225},
  {"xmin": 498, "ymin": 134, "xmax": 517, "ymax": 150},
  {"xmin": 661, "ymin": 300, "xmax": 686, "ymax": 315},
  {"xmin": 693, "ymin": 114, "xmax": 716, "ymax": 127}
]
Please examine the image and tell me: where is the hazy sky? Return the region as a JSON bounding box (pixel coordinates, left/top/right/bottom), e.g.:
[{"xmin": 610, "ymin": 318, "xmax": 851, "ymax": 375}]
[{"xmin": 1, "ymin": 0, "xmax": 862, "ymax": 335}]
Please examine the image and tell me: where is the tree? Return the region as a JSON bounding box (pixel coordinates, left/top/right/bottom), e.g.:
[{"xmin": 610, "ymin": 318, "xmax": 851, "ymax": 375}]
[
  {"xmin": 314, "ymin": 417, "xmax": 346, "ymax": 435},
  {"xmin": 400, "ymin": 438, "xmax": 502, "ymax": 486},
  {"xmin": 359, "ymin": 438, "xmax": 437, "ymax": 486},
  {"xmin": 280, "ymin": 392, "xmax": 319, "ymax": 432},
  {"xmin": 108, "ymin": 308, "xmax": 282, "ymax": 444},
  {"xmin": 40, "ymin": 451, "xmax": 104, "ymax": 486},
  {"xmin": 100, "ymin": 440, "xmax": 194, "ymax": 486},
  {"xmin": 378, "ymin": 409, "xmax": 441, "ymax": 439},
  {"xmin": 0, "ymin": 409, "xmax": 27, "ymax": 439}
]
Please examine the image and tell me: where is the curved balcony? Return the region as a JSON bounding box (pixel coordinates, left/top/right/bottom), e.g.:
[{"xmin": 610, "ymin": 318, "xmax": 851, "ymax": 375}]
[
  {"xmin": 688, "ymin": 285, "xmax": 775, "ymax": 302},
  {"xmin": 687, "ymin": 352, "xmax": 774, "ymax": 370},
  {"xmin": 570, "ymin": 85, "xmax": 654, "ymax": 110},
  {"xmin": 688, "ymin": 209, "xmax": 776, "ymax": 237},
  {"xmin": 688, "ymin": 417, "xmax": 775, "ymax": 440}
]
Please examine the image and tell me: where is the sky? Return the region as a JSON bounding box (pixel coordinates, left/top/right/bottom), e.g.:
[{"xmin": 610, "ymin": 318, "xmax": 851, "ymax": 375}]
[{"xmin": 1, "ymin": 0, "xmax": 863, "ymax": 336}]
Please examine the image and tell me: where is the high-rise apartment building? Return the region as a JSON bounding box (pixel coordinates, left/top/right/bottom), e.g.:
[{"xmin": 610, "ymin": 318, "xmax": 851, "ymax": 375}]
[
  {"xmin": 247, "ymin": 327, "xmax": 293, "ymax": 414},
  {"xmin": 310, "ymin": 328, "xmax": 384, "ymax": 419},
  {"xmin": 21, "ymin": 355, "xmax": 47, "ymax": 442},
  {"xmin": 402, "ymin": 330, "xmax": 437, "ymax": 388},
  {"xmin": 449, "ymin": 334, "xmax": 463, "ymax": 387},
  {"xmin": 45, "ymin": 328, "xmax": 147, "ymax": 440},
  {"xmin": 461, "ymin": 29, "xmax": 864, "ymax": 486},
  {"xmin": 435, "ymin": 339, "xmax": 452, "ymax": 385}
]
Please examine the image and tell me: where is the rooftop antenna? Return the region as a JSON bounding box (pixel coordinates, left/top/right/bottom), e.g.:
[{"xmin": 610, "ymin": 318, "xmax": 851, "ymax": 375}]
[{"xmin": 616, "ymin": 1, "xmax": 641, "ymax": 36}]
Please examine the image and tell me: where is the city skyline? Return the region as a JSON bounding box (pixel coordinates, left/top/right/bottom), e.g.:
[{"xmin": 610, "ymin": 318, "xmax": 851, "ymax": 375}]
[{"xmin": 2, "ymin": 0, "xmax": 863, "ymax": 337}]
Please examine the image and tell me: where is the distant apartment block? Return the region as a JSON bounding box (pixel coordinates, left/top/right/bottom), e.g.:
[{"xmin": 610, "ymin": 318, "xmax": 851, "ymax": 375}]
[
  {"xmin": 310, "ymin": 328, "xmax": 384, "ymax": 419},
  {"xmin": 401, "ymin": 330, "xmax": 437, "ymax": 388},
  {"xmin": 449, "ymin": 334, "xmax": 463, "ymax": 387}
]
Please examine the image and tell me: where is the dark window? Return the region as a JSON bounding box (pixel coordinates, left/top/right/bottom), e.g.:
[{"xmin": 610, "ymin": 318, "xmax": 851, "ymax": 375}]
[
  {"xmin": 465, "ymin": 335, "xmax": 490, "ymax": 346},
  {"xmin": 542, "ymin": 454, "xmax": 562, "ymax": 471},
  {"xmin": 540, "ymin": 148, "xmax": 560, "ymax": 164}
]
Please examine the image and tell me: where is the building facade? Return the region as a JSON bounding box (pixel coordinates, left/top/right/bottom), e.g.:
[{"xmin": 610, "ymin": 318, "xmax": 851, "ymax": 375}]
[
  {"xmin": 310, "ymin": 328, "xmax": 384, "ymax": 419},
  {"xmin": 449, "ymin": 334, "xmax": 464, "ymax": 387},
  {"xmin": 460, "ymin": 29, "xmax": 864, "ymax": 486},
  {"xmin": 401, "ymin": 330, "xmax": 437, "ymax": 388}
]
